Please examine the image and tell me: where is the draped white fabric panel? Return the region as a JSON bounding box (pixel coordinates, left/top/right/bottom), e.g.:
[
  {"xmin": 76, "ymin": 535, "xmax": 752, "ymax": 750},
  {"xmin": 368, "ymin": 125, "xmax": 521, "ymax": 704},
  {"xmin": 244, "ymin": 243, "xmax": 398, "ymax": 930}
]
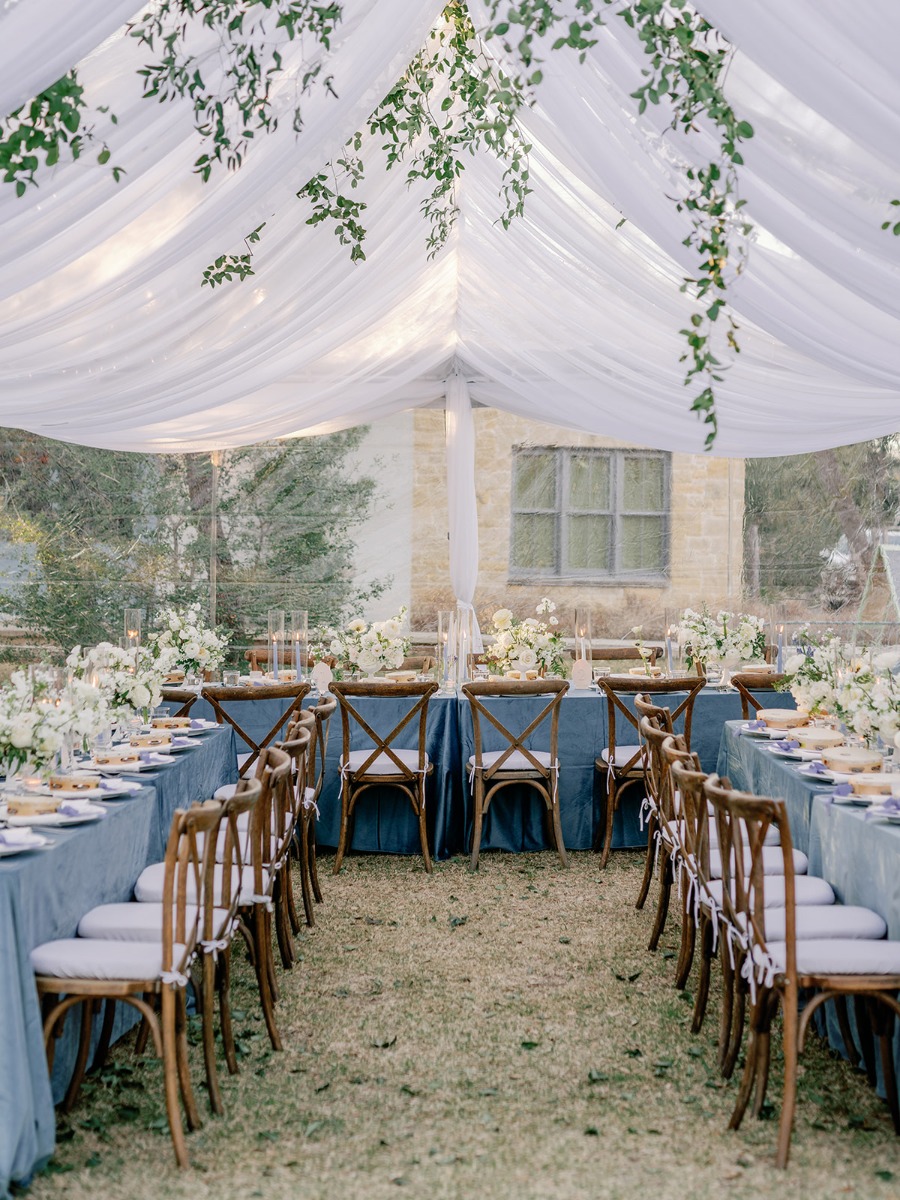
[{"xmin": 0, "ymin": 0, "xmax": 897, "ymax": 455}]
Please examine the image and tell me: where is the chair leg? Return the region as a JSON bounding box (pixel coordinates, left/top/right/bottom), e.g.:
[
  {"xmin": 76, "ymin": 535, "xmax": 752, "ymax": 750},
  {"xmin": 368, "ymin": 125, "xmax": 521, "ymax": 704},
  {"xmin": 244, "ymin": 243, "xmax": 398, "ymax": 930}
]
[
  {"xmin": 200, "ymin": 953, "xmax": 224, "ymax": 1116},
  {"xmin": 673, "ymin": 880, "xmax": 696, "ymax": 989},
  {"xmin": 253, "ymin": 906, "xmax": 282, "ymax": 1051},
  {"xmin": 61, "ymin": 999, "xmax": 94, "ymax": 1115},
  {"xmin": 775, "ymin": 1000, "xmax": 798, "ymax": 1169},
  {"xmin": 286, "ymin": 835, "xmax": 304, "ymax": 934},
  {"xmin": 598, "ymin": 776, "xmax": 617, "ymax": 869},
  {"xmin": 217, "ymin": 949, "xmax": 239, "ymax": 1077},
  {"xmin": 730, "ymin": 1005, "xmax": 763, "ymax": 1130},
  {"xmin": 469, "ymin": 781, "xmax": 484, "ymax": 871},
  {"xmin": 834, "ymin": 995, "xmax": 860, "ymax": 1068},
  {"xmin": 274, "ymin": 874, "xmax": 295, "ymax": 971},
  {"xmin": 723, "ymin": 968, "xmax": 747, "ymax": 1081},
  {"xmin": 94, "ymin": 998, "xmax": 117, "ymax": 1073},
  {"xmin": 332, "ymin": 781, "xmax": 351, "ymax": 875},
  {"xmin": 174, "ymin": 988, "xmax": 202, "ymax": 1133},
  {"xmin": 872, "ymin": 1000, "xmax": 900, "ymax": 1134},
  {"xmin": 160, "ymin": 988, "xmax": 189, "ymax": 1168},
  {"xmin": 134, "ymin": 998, "xmax": 153, "ymax": 1058},
  {"xmin": 417, "ymin": 786, "xmax": 433, "ymax": 874},
  {"xmin": 549, "ymin": 793, "xmax": 568, "ymax": 868},
  {"xmin": 855, "ymin": 995, "xmax": 878, "ymax": 1087},
  {"xmin": 718, "ymin": 943, "xmax": 735, "ymax": 1074},
  {"xmin": 647, "ymin": 845, "xmax": 672, "ymax": 952},
  {"xmin": 298, "ymin": 822, "xmax": 316, "ymax": 927},
  {"xmin": 635, "ymin": 812, "xmax": 657, "ymax": 910},
  {"xmin": 691, "ymin": 914, "xmax": 713, "ymax": 1035},
  {"xmin": 265, "ymin": 908, "xmax": 281, "ymax": 1003},
  {"xmin": 309, "ymin": 819, "xmax": 323, "ymax": 904}
]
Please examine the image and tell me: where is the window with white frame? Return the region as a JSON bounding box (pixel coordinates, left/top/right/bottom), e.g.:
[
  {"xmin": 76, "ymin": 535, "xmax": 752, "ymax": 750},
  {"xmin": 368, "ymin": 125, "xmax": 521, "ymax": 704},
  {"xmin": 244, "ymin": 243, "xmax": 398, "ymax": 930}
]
[{"xmin": 509, "ymin": 447, "xmax": 670, "ymax": 582}]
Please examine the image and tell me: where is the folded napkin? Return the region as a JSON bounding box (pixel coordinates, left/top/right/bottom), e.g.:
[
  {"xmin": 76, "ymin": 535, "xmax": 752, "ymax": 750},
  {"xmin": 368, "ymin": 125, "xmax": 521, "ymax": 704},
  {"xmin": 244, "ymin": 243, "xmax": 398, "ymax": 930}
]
[
  {"xmin": 171, "ymin": 737, "xmax": 191, "ymax": 747},
  {"xmin": 825, "ymin": 783, "xmax": 855, "ymax": 804},
  {"xmin": 189, "ymin": 719, "xmax": 206, "ymax": 729},
  {"xmin": 137, "ymin": 751, "xmax": 171, "ymax": 765},
  {"xmin": 772, "ymin": 740, "xmax": 800, "ymax": 751},
  {"xmin": 865, "ymin": 796, "xmax": 900, "ymax": 820},
  {"xmin": 0, "ymin": 827, "xmax": 41, "ymax": 846},
  {"xmin": 99, "ymin": 779, "xmax": 142, "ymax": 794},
  {"xmin": 58, "ymin": 800, "xmax": 108, "ymax": 819},
  {"xmin": 802, "ymin": 761, "xmax": 828, "ymax": 775},
  {"xmin": 746, "ymin": 719, "xmax": 767, "ymax": 731}
]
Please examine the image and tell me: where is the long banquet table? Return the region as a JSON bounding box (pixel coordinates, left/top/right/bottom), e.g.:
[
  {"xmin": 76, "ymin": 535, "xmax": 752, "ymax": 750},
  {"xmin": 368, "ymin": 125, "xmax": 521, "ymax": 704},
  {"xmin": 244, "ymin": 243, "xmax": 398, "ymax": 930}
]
[
  {"xmin": 716, "ymin": 721, "xmax": 900, "ymax": 1079},
  {"xmin": 0, "ymin": 726, "xmax": 237, "ymax": 1199}
]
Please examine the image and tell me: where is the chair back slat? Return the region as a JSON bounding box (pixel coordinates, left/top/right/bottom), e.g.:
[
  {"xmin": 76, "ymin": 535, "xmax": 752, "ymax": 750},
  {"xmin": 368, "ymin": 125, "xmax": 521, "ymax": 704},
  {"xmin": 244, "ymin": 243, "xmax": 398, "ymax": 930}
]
[
  {"xmin": 331, "ymin": 683, "xmax": 437, "ymax": 780},
  {"xmin": 161, "ymin": 801, "xmax": 224, "ymax": 975},
  {"xmin": 308, "ymin": 696, "xmax": 336, "ymax": 805},
  {"xmin": 246, "ymin": 747, "xmax": 293, "ymax": 899},
  {"xmin": 214, "ymin": 778, "xmax": 261, "ymax": 919},
  {"xmin": 462, "ymin": 680, "xmax": 568, "ymax": 779},
  {"xmin": 729, "ymin": 673, "xmax": 788, "ymax": 721},
  {"xmin": 202, "ymin": 682, "xmax": 311, "ymax": 776}
]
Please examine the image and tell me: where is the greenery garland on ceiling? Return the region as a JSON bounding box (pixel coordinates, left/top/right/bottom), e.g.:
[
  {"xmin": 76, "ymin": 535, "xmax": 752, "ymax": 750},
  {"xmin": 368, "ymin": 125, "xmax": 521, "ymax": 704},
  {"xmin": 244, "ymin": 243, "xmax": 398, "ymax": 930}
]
[{"xmin": 0, "ymin": 0, "xmax": 767, "ymax": 447}]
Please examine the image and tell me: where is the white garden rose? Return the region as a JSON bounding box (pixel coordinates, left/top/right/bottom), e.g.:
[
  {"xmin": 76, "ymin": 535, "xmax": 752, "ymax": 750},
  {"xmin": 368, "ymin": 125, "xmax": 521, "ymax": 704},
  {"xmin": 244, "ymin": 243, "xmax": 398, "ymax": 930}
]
[
  {"xmin": 493, "ymin": 609, "xmax": 513, "ymax": 630},
  {"xmin": 516, "ymin": 646, "xmax": 538, "ymax": 669},
  {"xmin": 9, "ymin": 713, "xmax": 37, "ymax": 749}
]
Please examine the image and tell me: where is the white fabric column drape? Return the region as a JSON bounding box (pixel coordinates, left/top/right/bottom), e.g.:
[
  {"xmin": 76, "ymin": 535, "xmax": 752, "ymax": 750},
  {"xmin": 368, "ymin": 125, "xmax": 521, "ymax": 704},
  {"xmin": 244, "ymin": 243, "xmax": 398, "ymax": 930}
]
[{"xmin": 444, "ymin": 371, "xmax": 483, "ymax": 652}]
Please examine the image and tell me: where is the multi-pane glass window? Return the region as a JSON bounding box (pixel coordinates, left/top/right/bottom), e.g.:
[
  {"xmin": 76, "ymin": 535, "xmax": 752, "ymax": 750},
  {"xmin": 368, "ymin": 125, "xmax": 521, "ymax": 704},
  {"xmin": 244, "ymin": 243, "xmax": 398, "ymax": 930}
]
[{"xmin": 510, "ymin": 448, "xmax": 669, "ymax": 581}]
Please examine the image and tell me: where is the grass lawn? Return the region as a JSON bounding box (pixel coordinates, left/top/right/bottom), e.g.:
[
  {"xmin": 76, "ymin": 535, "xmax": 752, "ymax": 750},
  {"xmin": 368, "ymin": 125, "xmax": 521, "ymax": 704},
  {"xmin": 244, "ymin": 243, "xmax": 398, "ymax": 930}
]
[{"xmin": 27, "ymin": 852, "xmax": 900, "ymax": 1199}]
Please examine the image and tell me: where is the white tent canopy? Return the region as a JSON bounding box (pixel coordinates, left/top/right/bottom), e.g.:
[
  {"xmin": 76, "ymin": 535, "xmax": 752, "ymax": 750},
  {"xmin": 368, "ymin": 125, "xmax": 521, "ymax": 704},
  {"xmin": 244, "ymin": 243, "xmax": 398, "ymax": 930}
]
[{"xmin": 0, "ymin": 0, "xmax": 899, "ymax": 457}]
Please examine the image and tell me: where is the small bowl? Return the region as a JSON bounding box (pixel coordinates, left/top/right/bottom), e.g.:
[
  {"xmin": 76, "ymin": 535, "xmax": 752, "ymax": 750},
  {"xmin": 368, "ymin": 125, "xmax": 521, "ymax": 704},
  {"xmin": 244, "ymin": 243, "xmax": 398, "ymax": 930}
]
[
  {"xmin": 151, "ymin": 717, "xmax": 191, "ymax": 730},
  {"xmin": 130, "ymin": 733, "xmax": 172, "ymax": 748},
  {"xmin": 48, "ymin": 773, "xmax": 102, "ymax": 791},
  {"xmin": 757, "ymin": 709, "xmax": 806, "ymax": 729},
  {"xmin": 93, "ymin": 750, "xmax": 140, "ymax": 765},
  {"xmin": 821, "ymin": 746, "xmax": 883, "ymax": 773},
  {"xmin": 849, "ymin": 773, "xmax": 897, "ymax": 797}
]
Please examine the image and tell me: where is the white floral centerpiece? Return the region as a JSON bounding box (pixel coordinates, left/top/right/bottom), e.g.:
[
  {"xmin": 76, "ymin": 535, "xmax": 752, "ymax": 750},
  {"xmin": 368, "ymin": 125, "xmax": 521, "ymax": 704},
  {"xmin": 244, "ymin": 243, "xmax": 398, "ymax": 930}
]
[
  {"xmin": 0, "ymin": 669, "xmax": 108, "ymax": 778},
  {"xmin": 484, "ymin": 598, "xmax": 567, "ymax": 677},
  {"xmin": 326, "ymin": 607, "xmax": 410, "ymax": 676},
  {"xmin": 679, "ymin": 607, "xmax": 766, "ymax": 670},
  {"xmin": 779, "ymin": 631, "xmax": 844, "ymax": 717},
  {"xmin": 67, "ymin": 642, "xmax": 174, "ymax": 721},
  {"xmin": 148, "ymin": 602, "xmax": 229, "ymax": 677}
]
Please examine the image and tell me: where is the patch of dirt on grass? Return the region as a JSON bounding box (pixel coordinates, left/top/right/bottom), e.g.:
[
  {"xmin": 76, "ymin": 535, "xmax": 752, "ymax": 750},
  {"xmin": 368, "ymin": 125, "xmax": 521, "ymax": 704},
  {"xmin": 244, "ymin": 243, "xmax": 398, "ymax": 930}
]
[{"xmin": 29, "ymin": 853, "xmax": 900, "ymax": 1199}]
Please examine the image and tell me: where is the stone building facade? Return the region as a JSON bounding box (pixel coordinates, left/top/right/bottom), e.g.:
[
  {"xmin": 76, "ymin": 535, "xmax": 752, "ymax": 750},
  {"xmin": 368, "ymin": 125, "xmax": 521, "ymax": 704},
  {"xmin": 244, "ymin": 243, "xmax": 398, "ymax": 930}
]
[{"xmin": 407, "ymin": 407, "xmax": 745, "ymax": 639}]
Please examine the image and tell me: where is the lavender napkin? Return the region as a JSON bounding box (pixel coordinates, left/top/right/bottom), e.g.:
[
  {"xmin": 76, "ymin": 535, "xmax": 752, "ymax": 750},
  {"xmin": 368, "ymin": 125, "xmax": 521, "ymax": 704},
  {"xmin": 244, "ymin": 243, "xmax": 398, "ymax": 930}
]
[
  {"xmin": 737, "ymin": 719, "xmax": 767, "ymax": 737},
  {"xmin": 171, "ymin": 737, "xmax": 191, "ymax": 747},
  {"xmin": 803, "ymin": 761, "xmax": 828, "ymax": 775},
  {"xmin": 58, "ymin": 800, "xmax": 108, "ymax": 819},
  {"xmin": 865, "ymin": 797, "xmax": 900, "ymax": 820},
  {"xmin": 772, "ymin": 740, "xmax": 800, "ymax": 751},
  {"xmin": 189, "ymin": 719, "xmax": 205, "ymax": 729},
  {"xmin": 824, "ymin": 783, "xmax": 855, "ymax": 804},
  {"xmin": 0, "ymin": 827, "xmax": 41, "ymax": 846}
]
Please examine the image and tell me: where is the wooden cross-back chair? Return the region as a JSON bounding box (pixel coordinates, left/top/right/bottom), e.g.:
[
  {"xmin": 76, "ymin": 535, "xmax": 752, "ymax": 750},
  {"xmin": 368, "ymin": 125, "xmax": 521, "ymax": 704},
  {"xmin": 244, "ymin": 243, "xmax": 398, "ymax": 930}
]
[
  {"xmin": 270, "ymin": 726, "xmax": 312, "ymax": 969},
  {"xmin": 632, "ymin": 692, "xmax": 677, "ymax": 910},
  {"xmin": 160, "ymin": 687, "xmax": 200, "ymax": 718},
  {"xmin": 287, "ymin": 697, "xmax": 336, "ymax": 927},
  {"xmin": 461, "ymin": 679, "xmax": 569, "ymax": 871},
  {"xmin": 201, "ymin": 681, "xmax": 310, "ymax": 777},
  {"xmin": 33, "ymin": 800, "xmax": 225, "ymax": 1168},
  {"xmin": 595, "ymin": 674, "xmax": 706, "ymax": 868},
  {"xmin": 702, "ymin": 774, "xmax": 900, "ymax": 1169},
  {"xmin": 330, "ymin": 682, "xmax": 438, "ymax": 874},
  {"xmin": 590, "ymin": 645, "xmax": 663, "ymax": 665},
  {"xmin": 729, "ymin": 672, "xmax": 789, "ymax": 721}
]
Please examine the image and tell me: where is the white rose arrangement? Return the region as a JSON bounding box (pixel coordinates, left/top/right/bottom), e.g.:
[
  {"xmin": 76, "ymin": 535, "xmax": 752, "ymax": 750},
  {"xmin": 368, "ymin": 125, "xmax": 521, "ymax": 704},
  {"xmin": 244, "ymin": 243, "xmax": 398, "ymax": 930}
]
[
  {"xmin": 484, "ymin": 598, "xmax": 566, "ymax": 677},
  {"xmin": 0, "ymin": 669, "xmax": 108, "ymax": 777},
  {"xmin": 325, "ymin": 608, "xmax": 410, "ymax": 676},
  {"xmin": 679, "ymin": 607, "xmax": 766, "ymax": 670},
  {"xmin": 67, "ymin": 641, "xmax": 174, "ymax": 721},
  {"xmin": 148, "ymin": 602, "xmax": 229, "ymax": 676}
]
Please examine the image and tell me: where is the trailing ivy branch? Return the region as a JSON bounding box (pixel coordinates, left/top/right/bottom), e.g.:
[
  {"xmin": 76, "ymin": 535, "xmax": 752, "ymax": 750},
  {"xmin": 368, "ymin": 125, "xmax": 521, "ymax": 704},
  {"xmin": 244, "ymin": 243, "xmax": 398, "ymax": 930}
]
[
  {"xmin": 202, "ymin": 222, "xmax": 267, "ymax": 287},
  {"xmin": 296, "ymin": 1, "xmax": 535, "ymax": 265},
  {"xmin": 0, "ymin": 72, "xmax": 123, "ymax": 195},
  {"xmin": 130, "ymin": 1, "xmax": 343, "ymax": 180},
  {"xmin": 485, "ymin": 1, "xmax": 754, "ymax": 449}
]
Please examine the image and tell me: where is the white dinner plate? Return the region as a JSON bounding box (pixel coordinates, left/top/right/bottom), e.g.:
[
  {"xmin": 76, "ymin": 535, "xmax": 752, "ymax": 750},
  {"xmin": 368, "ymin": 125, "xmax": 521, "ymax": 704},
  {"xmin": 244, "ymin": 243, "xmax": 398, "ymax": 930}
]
[
  {"xmin": 829, "ymin": 792, "xmax": 873, "ymax": 807},
  {"xmin": 767, "ymin": 746, "xmax": 821, "ymax": 762},
  {"xmin": 797, "ymin": 764, "xmax": 843, "ymax": 784},
  {"xmin": 0, "ymin": 831, "xmax": 51, "ymax": 855},
  {"xmin": 2, "ymin": 807, "xmax": 106, "ymax": 827},
  {"xmin": 91, "ymin": 755, "xmax": 176, "ymax": 774}
]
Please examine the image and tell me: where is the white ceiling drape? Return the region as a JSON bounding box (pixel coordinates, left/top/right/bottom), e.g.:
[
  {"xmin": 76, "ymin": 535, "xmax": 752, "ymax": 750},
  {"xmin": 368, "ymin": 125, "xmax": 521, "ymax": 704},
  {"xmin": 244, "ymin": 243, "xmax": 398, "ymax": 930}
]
[{"xmin": 0, "ymin": 0, "xmax": 897, "ymax": 456}]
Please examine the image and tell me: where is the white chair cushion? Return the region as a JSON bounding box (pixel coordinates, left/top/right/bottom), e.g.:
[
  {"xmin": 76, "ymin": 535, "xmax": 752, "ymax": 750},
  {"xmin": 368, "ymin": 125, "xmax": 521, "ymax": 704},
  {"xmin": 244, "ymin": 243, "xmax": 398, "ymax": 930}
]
[
  {"xmin": 707, "ymin": 874, "xmax": 835, "ymax": 909},
  {"xmin": 78, "ymin": 902, "xmax": 233, "ymax": 942},
  {"xmin": 134, "ymin": 860, "xmax": 263, "ymax": 906},
  {"xmin": 599, "ymin": 745, "xmax": 644, "ymax": 769},
  {"xmin": 467, "ymin": 749, "xmax": 553, "ymax": 771},
  {"xmin": 342, "ymin": 748, "xmax": 428, "ymax": 774},
  {"xmin": 213, "ymin": 782, "xmax": 239, "ymax": 801},
  {"xmin": 767, "ymin": 938, "xmax": 900, "ymax": 976},
  {"xmin": 708, "ymin": 845, "xmax": 808, "ymax": 879},
  {"xmin": 236, "ymin": 752, "xmax": 253, "ymax": 772},
  {"xmin": 761, "ymin": 905, "xmax": 887, "ymax": 943},
  {"xmin": 677, "ymin": 818, "xmax": 780, "ymax": 851},
  {"xmin": 31, "ymin": 938, "xmax": 188, "ymax": 981}
]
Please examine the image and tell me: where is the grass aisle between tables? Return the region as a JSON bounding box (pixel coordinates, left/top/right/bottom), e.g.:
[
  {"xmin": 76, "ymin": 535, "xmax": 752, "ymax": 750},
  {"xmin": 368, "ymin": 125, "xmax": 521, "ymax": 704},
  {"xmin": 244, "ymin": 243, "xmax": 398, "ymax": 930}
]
[{"xmin": 29, "ymin": 853, "xmax": 900, "ymax": 1200}]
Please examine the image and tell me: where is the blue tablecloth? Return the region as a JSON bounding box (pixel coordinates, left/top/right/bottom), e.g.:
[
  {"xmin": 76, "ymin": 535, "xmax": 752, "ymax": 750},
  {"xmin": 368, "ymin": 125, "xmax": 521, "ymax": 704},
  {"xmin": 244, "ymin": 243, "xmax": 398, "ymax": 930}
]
[
  {"xmin": 0, "ymin": 727, "xmax": 236, "ymax": 1198},
  {"xmin": 716, "ymin": 721, "xmax": 900, "ymax": 1081},
  {"xmin": 307, "ymin": 685, "xmax": 795, "ymax": 859}
]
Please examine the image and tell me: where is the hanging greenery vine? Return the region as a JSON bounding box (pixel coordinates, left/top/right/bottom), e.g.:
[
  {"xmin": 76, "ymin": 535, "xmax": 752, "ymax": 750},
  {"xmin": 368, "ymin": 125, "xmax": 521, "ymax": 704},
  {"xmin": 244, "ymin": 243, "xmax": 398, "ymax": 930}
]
[{"xmin": 0, "ymin": 0, "xmax": 790, "ymax": 447}]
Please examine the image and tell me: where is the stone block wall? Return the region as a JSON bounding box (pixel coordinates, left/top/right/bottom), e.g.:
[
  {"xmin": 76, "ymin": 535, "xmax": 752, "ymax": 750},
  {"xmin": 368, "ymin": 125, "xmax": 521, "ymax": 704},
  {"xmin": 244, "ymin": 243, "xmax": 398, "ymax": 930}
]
[{"xmin": 408, "ymin": 408, "xmax": 745, "ymax": 638}]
